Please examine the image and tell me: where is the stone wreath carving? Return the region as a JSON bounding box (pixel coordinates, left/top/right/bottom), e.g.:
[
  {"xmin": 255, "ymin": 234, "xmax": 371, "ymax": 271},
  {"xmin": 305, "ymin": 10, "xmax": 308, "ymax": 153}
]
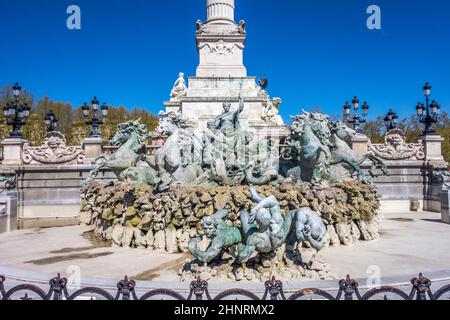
[
  {"xmin": 22, "ymin": 131, "xmax": 85, "ymax": 164},
  {"xmin": 199, "ymin": 41, "xmax": 244, "ymax": 56},
  {"xmin": 368, "ymin": 129, "xmax": 425, "ymax": 161}
]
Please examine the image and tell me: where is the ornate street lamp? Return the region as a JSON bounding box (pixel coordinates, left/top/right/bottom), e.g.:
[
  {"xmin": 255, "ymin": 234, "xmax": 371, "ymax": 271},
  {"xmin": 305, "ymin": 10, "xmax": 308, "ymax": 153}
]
[
  {"xmin": 81, "ymin": 97, "xmax": 109, "ymax": 138},
  {"xmin": 384, "ymin": 109, "xmax": 399, "ymax": 131},
  {"xmin": 415, "ymin": 82, "xmax": 440, "ymax": 135},
  {"xmin": 44, "ymin": 110, "xmax": 58, "ymax": 133},
  {"xmin": 3, "ymin": 82, "xmax": 31, "ymax": 138},
  {"xmin": 343, "ymin": 96, "xmax": 369, "ymax": 133}
]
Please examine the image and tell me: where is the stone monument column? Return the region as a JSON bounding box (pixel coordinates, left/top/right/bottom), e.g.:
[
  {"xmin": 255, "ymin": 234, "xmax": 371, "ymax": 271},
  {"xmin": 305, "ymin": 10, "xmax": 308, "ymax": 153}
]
[
  {"xmin": 196, "ymin": 0, "xmax": 247, "ymax": 77},
  {"xmin": 1, "ymin": 138, "xmax": 28, "ymax": 165},
  {"xmin": 206, "ymin": 0, "xmax": 235, "ymax": 24},
  {"xmin": 163, "ymin": 0, "xmax": 289, "ymax": 139}
]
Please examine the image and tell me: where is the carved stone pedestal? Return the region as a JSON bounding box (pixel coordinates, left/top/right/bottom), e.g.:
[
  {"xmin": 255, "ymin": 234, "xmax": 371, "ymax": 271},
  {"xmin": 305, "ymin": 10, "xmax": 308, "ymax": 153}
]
[
  {"xmin": 1, "ymin": 138, "xmax": 28, "ymax": 165},
  {"xmin": 82, "ymin": 137, "xmax": 103, "ymax": 162},
  {"xmin": 351, "ymin": 135, "xmax": 369, "ymax": 154},
  {"xmin": 419, "ymin": 134, "xmax": 445, "ymax": 162}
]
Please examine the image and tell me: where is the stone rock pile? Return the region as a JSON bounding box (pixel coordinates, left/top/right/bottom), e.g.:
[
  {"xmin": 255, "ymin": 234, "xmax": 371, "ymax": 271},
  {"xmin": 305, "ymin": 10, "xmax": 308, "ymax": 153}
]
[{"xmin": 80, "ymin": 180, "xmax": 382, "ymax": 252}]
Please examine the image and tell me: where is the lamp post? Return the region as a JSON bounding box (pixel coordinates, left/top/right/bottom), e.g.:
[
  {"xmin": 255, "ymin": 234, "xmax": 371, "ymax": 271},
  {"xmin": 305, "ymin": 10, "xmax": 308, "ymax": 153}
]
[
  {"xmin": 81, "ymin": 97, "xmax": 109, "ymax": 138},
  {"xmin": 44, "ymin": 110, "xmax": 58, "ymax": 133},
  {"xmin": 2, "ymin": 82, "xmax": 31, "ymax": 138},
  {"xmin": 384, "ymin": 109, "xmax": 399, "ymax": 131},
  {"xmin": 415, "ymin": 83, "xmax": 440, "ymax": 135},
  {"xmin": 343, "ymin": 96, "xmax": 369, "ymax": 133}
]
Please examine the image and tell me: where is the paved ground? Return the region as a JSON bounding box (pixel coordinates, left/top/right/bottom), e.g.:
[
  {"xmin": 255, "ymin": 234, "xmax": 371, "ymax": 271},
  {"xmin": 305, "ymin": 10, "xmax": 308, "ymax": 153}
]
[
  {"xmin": 0, "ymin": 210, "xmax": 449, "ymax": 287},
  {"xmin": 321, "ymin": 211, "xmax": 450, "ymax": 279}
]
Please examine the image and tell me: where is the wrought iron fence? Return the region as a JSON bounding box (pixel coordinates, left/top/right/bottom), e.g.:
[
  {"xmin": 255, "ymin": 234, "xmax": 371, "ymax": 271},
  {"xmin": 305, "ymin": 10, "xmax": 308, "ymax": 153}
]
[{"xmin": 1, "ymin": 273, "xmax": 450, "ymax": 300}]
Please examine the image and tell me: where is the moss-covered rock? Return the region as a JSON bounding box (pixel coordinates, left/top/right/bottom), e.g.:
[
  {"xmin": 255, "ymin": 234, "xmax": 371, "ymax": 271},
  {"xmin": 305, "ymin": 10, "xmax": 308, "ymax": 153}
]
[{"xmin": 81, "ymin": 180, "xmax": 382, "ymax": 251}]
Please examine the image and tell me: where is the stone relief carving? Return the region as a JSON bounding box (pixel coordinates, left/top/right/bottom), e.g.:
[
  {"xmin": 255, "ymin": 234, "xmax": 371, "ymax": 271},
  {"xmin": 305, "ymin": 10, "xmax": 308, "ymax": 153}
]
[
  {"xmin": 368, "ymin": 129, "xmax": 425, "ymax": 161},
  {"xmin": 170, "ymin": 72, "xmax": 188, "ymax": 101},
  {"xmin": 22, "ymin": 132, "xmax": 85, "ymax": 165},
  {"xmin": 200, "ymin": 40, "xmax": 244, "ymax": 56}
]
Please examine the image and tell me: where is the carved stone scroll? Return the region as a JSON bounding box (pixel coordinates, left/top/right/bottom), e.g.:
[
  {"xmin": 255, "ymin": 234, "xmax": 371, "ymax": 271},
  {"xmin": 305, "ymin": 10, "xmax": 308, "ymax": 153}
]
[
  {"xmin": 369, "ymin": 129, "xmax": 425, "ymax": 161},
  {"xmin": 22, "ymin": 132, "xmax": 85, "ymax": 164}
]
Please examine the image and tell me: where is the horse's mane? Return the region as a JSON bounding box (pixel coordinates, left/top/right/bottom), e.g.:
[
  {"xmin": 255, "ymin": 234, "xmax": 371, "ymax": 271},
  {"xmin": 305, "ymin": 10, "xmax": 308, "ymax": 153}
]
[
  {"xmin": 289, "ymin": 111, "xmax": 334, "ymax": 147},
  {"xmin": 117, "ymin": 119, "xmax": 149, "ymax": 146}
]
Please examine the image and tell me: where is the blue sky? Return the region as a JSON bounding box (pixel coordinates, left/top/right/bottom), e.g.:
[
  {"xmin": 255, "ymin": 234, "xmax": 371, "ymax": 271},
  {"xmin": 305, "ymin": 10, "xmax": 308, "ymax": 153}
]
[{"xmin": 0, "ymin": 0, "xmax": 449, "ymax": 122}]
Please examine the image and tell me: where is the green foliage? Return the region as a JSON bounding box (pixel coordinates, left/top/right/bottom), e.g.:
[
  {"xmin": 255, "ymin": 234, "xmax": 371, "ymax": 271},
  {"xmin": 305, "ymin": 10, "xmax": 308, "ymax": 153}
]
[
  {"xmin": 0, "ymin": 86, "xmax": 159, "ymax": 147},
  {"xmin": 436, "ymin": 112, "xmax": 450, "ymax": 164},
  {"xmin": 362, "ymin": 116, "xmax": 385, "ymax": 144}
]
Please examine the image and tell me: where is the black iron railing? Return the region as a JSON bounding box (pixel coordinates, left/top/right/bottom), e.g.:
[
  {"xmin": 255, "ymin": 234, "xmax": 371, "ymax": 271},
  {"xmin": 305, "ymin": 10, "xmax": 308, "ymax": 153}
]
[{"xmin": 1, "ymin": 273, "xmax": 450, "ymax": 300}]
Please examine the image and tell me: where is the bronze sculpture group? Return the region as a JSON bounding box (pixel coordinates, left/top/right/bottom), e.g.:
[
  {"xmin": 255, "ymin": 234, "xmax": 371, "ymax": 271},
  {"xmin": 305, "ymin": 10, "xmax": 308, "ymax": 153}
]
[{"xmin": 84, "ymin": 97, "xmax": 388, "ymax": 270}]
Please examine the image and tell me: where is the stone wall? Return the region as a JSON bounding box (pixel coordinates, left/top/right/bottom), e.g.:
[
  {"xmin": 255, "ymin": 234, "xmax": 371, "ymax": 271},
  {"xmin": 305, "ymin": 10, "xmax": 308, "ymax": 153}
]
[
  {"xmin": 362, "ymin": 160, "xmax": 443, "ymax": 212},
  {"xmin": 14, "ymin": 165, "xmax": 115, "ymax": 220},
  {"xmin": 80, "ymin": 181, "xmax": 382, "ymax": 252}
]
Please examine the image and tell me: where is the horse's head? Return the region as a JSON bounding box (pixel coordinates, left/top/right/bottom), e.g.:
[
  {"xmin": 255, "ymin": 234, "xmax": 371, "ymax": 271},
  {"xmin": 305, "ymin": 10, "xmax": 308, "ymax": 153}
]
[
  {"xmin": 112, "ymin": 120, "xmax": 149, "ymax": 148},
  {"xmin": 332, "ymin": 121, "xmax": 356, "ymax": 142},
  {"xmin": 111, "ymin": 125, "xmax": 130, "ymax": 146},
  {"xmin": 157, "ymin": 118, "xmax": 177, "ymax": 136},
  {"xmin": 157, "ymin": 111, "xmax": 189, "ymax": 136}
]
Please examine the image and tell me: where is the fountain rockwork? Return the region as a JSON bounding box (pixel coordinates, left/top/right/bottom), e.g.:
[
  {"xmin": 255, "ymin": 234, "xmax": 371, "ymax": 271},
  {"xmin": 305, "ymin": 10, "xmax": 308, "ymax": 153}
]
[
  {"xmin": 81, "ymin": 181, "xmax": 381, "ymax": 250},
  {"xmin": 81, "ymin": 181, "xmax": 381, "ymax": 281}
]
